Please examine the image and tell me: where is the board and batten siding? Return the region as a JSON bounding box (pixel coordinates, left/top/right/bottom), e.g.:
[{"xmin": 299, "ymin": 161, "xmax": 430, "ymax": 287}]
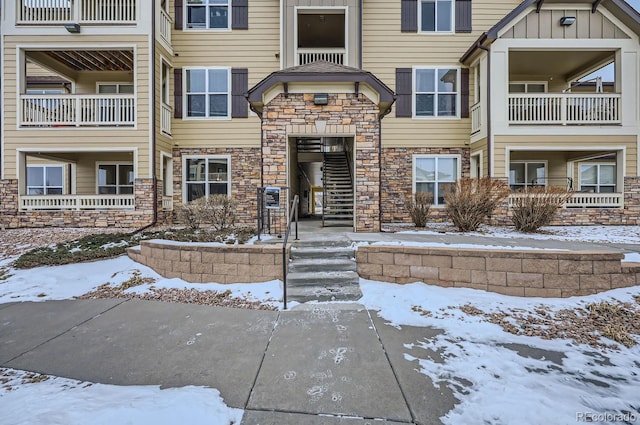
[
  {"xmin": 169, "ymin": 0, "xmax": 279, "ymax": 148},
  {"xmin": 501, "ymin": 9, "xmax": 631, "ymax": 40},
  {"xmin": 493, "ymin": 135, "xmax": 638, "ymax": 177},
  {"xmin": 362, "ymin": 0, "xmax": 521, "ymax": 148},
  {"xmin": 2, "ymin": 35, "xmax": 152, "ymax": 180}
]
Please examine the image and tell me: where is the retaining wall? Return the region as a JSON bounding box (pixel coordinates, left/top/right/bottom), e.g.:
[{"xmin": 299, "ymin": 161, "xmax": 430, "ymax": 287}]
[
  {"xmin": 356, "ymin": 245, "xmax": 640, "ymax": 297},
  {"xmin": 127, "ymin": 240, "xmax": 289, "ymax": 283}
]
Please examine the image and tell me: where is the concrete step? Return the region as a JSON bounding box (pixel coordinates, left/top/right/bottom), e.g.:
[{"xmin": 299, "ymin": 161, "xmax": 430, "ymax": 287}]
[
  {"xmin": 322, "ymin": 220, "xmax": 354, "ymax": 227},
  {"xmin": 286, "ymin": 285, "xmax": 363, "ymax": 303},
  {"xmin": 289, "ymin": 258, "xmax": 357, "ymax": 273},
  {"xmin": 286, "ymin": 271, "xmax": 360, "ymax": 287},
  {"xmin": 290, "ymin": 246, "xmax": 355, "ymax": 259}
]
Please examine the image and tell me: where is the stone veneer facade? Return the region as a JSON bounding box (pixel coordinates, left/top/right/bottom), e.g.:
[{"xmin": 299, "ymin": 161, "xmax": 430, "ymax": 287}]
[
  {"xmin": 0, "ymin": 178, "xmax": 155, "ymax": 229},
  {"xmin": 261, "ymin": 93, "xmax": 381, "ymax": 232},
  {"xmin": 172, "ymin": 147, "xmax": 262, "ymax": 226},
  {"xmin": 381, "ymin": 147, "xmax": 471, "ymax": 224}
]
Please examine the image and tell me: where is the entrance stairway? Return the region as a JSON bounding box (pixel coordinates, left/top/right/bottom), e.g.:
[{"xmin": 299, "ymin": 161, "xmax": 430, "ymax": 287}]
[
  {"xmin": 322, "ymin": 152, "xmax": 354, "ymax": 227},
  {"xmin": 286, "ymin": 239, "xmax": 362, "ymax": 303}
]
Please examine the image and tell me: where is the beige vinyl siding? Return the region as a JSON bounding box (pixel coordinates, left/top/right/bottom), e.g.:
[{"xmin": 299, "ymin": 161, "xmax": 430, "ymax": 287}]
[
  {"xmin": 76, "ymin": 71, "xmax": 135, "ymax": 94},
  {"xmin": 169, "ymin": 0, "xmax": 279, "ymax": 148},
  {"xmin": 26, "ymin": 60, "xmax": 61, "ymax": 78},
  {"xmin": 155, "ymin": 40, "xmax": 174, "ymax": 176},
  {"xmin": 362, "ymin": 0, "xmax": 521, "ymax": 148},
  {"xmin": 493, "ymin": 135, "xmax": 638, "ymax": 177},
  {"xmin": 501, "ymin": 9, "xmax": 631, "ymax": 40},
  {"xmin": 510, "ymin": 151, "xmax": 571, "ymax": 186},
  {"xmin": 3, "ymin": 35, "xmax": 151, "ymax": 179},
  {"xmin": 471, "ymin": 137, "xmax": 488, "ymax": 177}
]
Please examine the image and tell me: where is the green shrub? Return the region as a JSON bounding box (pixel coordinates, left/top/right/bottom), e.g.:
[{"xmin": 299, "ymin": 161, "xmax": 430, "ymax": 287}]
[
  {"xmin": 444, "ymin": 177, "xmax": 510, "ymax": 232},
  {"xmin": 404, "ymin": 192, "xmax": 433, "ymax": 228},
  {"xmin": 510, "ymin": 186, "xmax": 573, "ymax": 232}
]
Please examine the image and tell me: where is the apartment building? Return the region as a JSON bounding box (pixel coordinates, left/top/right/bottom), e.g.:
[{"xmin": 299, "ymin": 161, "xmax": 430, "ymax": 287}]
[{"xmin": 1, "ymin": 0, "xmax": 639, "ymax": 231}]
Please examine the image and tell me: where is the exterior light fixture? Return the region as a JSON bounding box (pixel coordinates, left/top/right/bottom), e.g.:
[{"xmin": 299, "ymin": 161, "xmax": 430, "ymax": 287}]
[
  {"xmin": 314, "ymin": 93, "xmax": 328, "ymax": 105},
  {"xmin": 64, "ymin": 23, "xmax": 81, "ymax": 33},
  {"xmin": 559, "ymin": 16, "xmax": 576, "ymax": 26}
]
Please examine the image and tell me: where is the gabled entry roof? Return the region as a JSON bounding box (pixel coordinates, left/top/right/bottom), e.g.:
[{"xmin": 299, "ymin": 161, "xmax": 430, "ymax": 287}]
[
  {"xmin": 246, "ymin": 61, "xmax": 396, "ymax": 117},
  {"xmin": 460, "ymin": 0, "xmax": 640, "ymax": 64}
]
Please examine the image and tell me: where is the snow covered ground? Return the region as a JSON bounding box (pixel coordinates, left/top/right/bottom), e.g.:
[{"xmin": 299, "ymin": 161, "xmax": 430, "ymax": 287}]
[
  {"xmin": 393, "ymin": 223, "xmax": 640, "ymax": 244},
  {"xmin": 0, "ymin": 226, "xmax": 639, "ymax": 424}
]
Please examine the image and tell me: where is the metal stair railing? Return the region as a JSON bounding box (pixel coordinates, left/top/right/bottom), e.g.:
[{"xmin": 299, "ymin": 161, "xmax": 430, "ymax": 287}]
[{"xmin": 282, "ymin": 194, "xmax": 299, "ymax": 310}]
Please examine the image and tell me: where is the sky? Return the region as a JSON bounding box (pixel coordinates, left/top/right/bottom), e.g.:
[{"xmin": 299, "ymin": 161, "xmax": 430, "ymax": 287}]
[{"xmin": 582, "ymin": 0, "xmax": 640, "ymax": 80}]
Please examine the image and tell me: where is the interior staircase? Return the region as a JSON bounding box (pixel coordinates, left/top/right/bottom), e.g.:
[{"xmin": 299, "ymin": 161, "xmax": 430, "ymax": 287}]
[{"xmin": 322, "ymin": 152, "xmax": 354, "ymax": 227}]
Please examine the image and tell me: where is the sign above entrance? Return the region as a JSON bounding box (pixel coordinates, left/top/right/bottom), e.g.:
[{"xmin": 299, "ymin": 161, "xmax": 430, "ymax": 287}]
[{"xmin": 264, "ymin": 187, "xmax": 281, "ymax": 209}]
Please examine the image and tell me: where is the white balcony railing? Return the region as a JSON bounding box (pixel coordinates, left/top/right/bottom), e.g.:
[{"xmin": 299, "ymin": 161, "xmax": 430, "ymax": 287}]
[
  {"xmin": 161, "ymin": 102, "xmax": 172, "ymax": 135},
  {"xmin": 471, "ymin": 102, "xmax": 481, "ymax": 134},
  {"xmin": 162, "ymin": 196, "xmax": 174, "ymax": 211},
  {"xmin": 20, "ymin": 94, "xmax": 136, "ymax": 128},
  {"xmin": 18, "ymin": 0, "xmax": 136, "ymax": 24},
  {"xmin": 159, "ymin": 7, "xmax": 172, "ymax": 44},
  {"xmin": 508, "ymin": 93, "xmax": 621, "ymax": 125},
  {"xmin": 20, "ymin": 194, "xmax": 135, "ymax": 210},
  {"xmin": 296, "ymin": 48, "xmax": 346, "ymax": 66},
  {"xmin": 509, "ymin": 192, "xmax": 623, "ymax": 209}
]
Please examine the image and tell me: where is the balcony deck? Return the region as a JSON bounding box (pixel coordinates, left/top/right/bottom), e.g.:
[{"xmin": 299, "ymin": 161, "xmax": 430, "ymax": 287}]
[
  {"xmin": 18, "ymin": 0, "xmax": 136, "ymax": 24},
  {"xmin": 508, "ymin": 93, "xmax": 621, "ymax": 126}
]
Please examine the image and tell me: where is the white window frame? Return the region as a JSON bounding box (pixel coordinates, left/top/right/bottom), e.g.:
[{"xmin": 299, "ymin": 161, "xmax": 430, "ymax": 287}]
[
  {"xmin": 182, "ymin": 155, "xmax": 232, "ymax": 202},
  {"xmin": 578, "ymin": 162, "xmax": 617, "ymax": 193},
  {"xmin": 418, "ymin": 0, "xmax": 454, "ymax": 34},
  {"xmin": 96, "ymin": 82, "xmax": 135, "ymax": 94},
  {"xmin": 161, "ymin": 59, "xmax": 171, "ymax": 106},
  {"xmin": 184, "ymin": 0, "xmax": 231, "ymax": 31},
  {"xmin": 26, "ymin": 165, "xmax": 64, "ymax": 195},
  {"xmin": 413, "ymin": 66, "xmax": 461, "ymax": 119},
  {"xmin": 508, "ymin": 81, "xmax": 548, "ymax": 94},
  {"xmin": 412, "ymin": 154, "xmax": 461, "ymax": 206},
  {"xmin": 509, "ymin": 161, "xmax": 548, "ymax": 190},
  {"xmin": 183, "ymin": 67, "xmax": 231, "ymax": 120},
  {"xmin": 96, "ymin": 162, "xmax": 135, "ymax": 195}
]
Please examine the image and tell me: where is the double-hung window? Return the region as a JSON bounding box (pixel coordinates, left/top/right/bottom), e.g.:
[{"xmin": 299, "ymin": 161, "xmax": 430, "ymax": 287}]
[
  {"xmin": 97, "ymin": 163, "xmax": 134, "ymax": 194},
  {"xmin": 580, "ymin": 163, "xmax": 616, "ymax": 193},
  {"xmin": 27, "ymin": 165, "xmax": 63, "ymax": 195},
  {"xmin": 419, "ymin": 0, "xmax": 453, "ymax": 32},
  {"xmin": 185, "ymin": 68, "xmax": 230, "ymax": 118},
  {"xmin": 184, "ymin": 156, "xmax": 230, "ymax": 202},
  {"xmin": 509, "ymin": 162, "xmax": 546, "ymax": 190},
  {"xmin": 414, "ymin": 155, "xmax": 459, "ymax": 205},
  {"xmin": 415, "ymin": 67, "xmax": 459, "ymax": 118},
  {"xmin": 186, "ymin": 0, "xmax": 230, "ymax": 30}
]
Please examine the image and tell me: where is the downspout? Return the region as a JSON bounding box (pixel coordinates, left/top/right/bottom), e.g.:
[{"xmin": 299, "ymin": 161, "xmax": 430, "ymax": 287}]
[
  {"xmin": 359, "ymin": 0, "xmax": 363, "ymax": 69},
  {"xmin": 134, "ymin": 0, "xmax": 158, "ymax": 234},
  {"xmin": 479, "ymin": 45, "xmax": 492, "ymax": 177}
]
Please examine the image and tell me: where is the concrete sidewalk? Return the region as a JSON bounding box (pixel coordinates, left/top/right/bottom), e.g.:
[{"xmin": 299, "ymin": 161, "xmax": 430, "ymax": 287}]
[{"xmin": 0, "ymin": 299, "xmax": 457, "ymax": 425}]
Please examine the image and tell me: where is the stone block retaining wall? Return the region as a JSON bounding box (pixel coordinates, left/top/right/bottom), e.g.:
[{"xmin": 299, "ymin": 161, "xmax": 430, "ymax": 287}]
[
  {"xmin": 128, "ymin": 240, "xmax": 289, "ymax": 283},
  {"xmin": 356, "ymin": 245, "xmax": 640, "ymax": 297}
]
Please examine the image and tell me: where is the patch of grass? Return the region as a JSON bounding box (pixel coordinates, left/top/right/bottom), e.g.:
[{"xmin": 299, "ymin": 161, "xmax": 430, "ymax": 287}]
[{"xmin": 14, "ymin": 226, "xmax": 257, "ymax": 269}]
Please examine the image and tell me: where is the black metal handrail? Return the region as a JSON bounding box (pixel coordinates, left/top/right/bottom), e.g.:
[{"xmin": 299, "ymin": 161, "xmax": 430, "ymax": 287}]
[{"xmin": 282, "ymin": 194, "xmax": 299, "ymax": 310}]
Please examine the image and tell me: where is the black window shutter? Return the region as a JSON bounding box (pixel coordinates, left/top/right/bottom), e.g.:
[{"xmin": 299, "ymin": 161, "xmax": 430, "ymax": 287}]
[
  {"xmin": 395, "ymin": 68, "xmax": 413, "ymax": 118},
  {"xmin": 175, "ymin": 1, "xmax": 183, "ymax": 30},
  {"xmin": 231, "ymin": 68, "xmax": 248, "ymax": 118},
  {"xmin": 232, "ymin": 0, "xmax": 249, "ymax": 30},
  {"xmin": 460, "ymin": 68, "xmax": 470, "ymax": 118},
  {"xmin": 401, "ymin": 0, "xmax": 418, "ymax": 33},
  {"xmin": 174, "ymin": 68, "xmax": 183, "ymax": 119},
  {"xmin": 455, "ymin": 0, "xmax": 472, "ymax": 33}
]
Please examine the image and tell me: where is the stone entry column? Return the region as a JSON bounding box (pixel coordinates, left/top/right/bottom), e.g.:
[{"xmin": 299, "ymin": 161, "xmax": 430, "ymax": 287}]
[{"xmin": 261, "ymin": 93, "xmax": 381, "ymax": 232}]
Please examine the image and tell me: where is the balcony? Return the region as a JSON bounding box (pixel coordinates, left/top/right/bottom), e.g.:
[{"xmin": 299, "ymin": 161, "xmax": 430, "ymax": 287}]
[
  {"xmin": 508, "ymin": 93, "xmax": 621, "ymax": 126},
  {"xmin": 509, "ymin": 192, "xmax": 623, "ymax": 209},
  {"xmin": 159, "ymin": 7, "xmax": 172, "ymax": 44},
  {"xmin": 18, "ymin": 0, "xmax": 136, "ymax": 25},
  {"xmin": 19, "ymin": 194, "xmax": 135, "ymax": 210},
  {"xmin": 20, "ymin": 94, "xmax": 136, "ymax": 128},
  {"xmin": 471, "ymin": 102, "xmax": 481, "ymax": 133},
  {"xmin": 161, "ymin": 102, "xmax": 172, "ymax": 135},
  {"xmin": 296, "ymin": 48, "xmax": 346, "ymax": 66}
]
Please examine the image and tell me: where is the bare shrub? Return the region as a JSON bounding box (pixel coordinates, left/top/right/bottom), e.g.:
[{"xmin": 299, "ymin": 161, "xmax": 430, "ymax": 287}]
[
  {"xmin": 404, "ymin": 192, "xmax": 433, "ymax": 228},
  {"xmin": 510, "ymin": 186, "xmax": 573, "ymax": 233},
  {"xmin": 444, "ymin": 177, "xmax": 510, "ymax": 232},
  {"xmin": 176, "ymin": 195, "xmax": 237, "ymax": 231}
]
